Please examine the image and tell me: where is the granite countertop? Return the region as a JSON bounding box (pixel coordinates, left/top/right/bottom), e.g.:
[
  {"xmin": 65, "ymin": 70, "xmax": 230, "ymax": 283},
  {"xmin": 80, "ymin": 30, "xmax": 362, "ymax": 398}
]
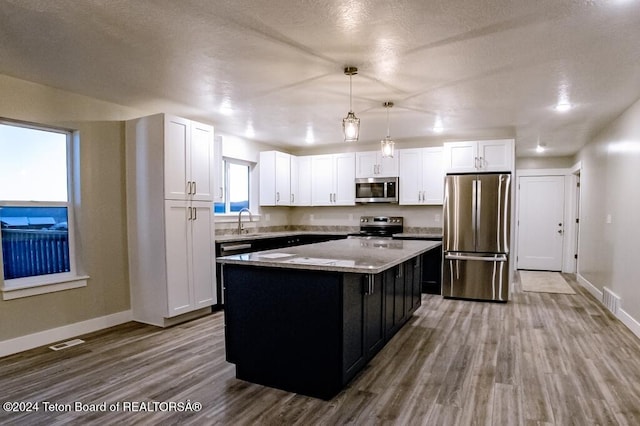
[
  {"xmin": 217, "ymin": 238, "xmax": 441, "ymax": 274},
  {"xmin": 215, "ymin": 231, "xmax": 350, "ymax": 244}
]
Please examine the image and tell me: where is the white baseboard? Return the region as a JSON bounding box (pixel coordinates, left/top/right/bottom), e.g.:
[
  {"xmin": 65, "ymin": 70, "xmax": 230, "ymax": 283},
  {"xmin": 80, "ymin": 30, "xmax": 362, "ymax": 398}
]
[
  {"xmin": 576, "ymin": 273, "xmax": 602, "ymax": 301},
  {"xmin": 619, "ymin": 308, "xmax": 640, "ymax": 339},
  {"xmin": 0, "ymin": 310, "xmax": 132, "ymax": 358},
  {"xmin": 576, "ymin": 273, "xmax": 640, "ymax": 340}
]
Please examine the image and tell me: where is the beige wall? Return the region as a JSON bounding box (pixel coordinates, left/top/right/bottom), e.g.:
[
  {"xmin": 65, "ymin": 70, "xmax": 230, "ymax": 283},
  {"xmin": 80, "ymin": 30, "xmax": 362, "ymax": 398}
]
[
  {"xmin": 577, "ymin": 97, "xmax": 640, "ymax": 323},
  {"xmin": 0, "ymin": 75, "xmax": 144, "ymax": 341}
]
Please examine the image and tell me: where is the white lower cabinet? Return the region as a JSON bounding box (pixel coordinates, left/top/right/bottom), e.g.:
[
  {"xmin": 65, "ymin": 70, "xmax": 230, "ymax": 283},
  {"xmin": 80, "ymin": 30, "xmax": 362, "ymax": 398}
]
[
  {"xmin": 165, "ymin": 201, "xmax": 216, "ymax": 317},
  {"xmin": 399, "ymin": 147, "xmax": 444, "ymax": 205}
]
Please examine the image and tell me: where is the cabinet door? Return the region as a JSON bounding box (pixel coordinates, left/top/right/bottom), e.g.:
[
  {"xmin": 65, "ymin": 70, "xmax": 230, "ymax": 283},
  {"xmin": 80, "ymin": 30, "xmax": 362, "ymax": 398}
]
[
  {"xmin": 378, "ymin": 153, "xmax": 399, "ymax": 177},
  {"xmin": 259, "ymin": 151, "xmax": 277, "ymax": 206},
  {"xmin": 213, "ymin": 136, "xmax": 224, "ymax": 204},
  {"xmin": 398, "ymin": 149, "xmax": 423, "ymax": 205},
  {"xmin": 443, "ymin": 141, "xmax": 477, "ymax": 173},
  {"xmin": 191, "ymin": 202, "xmax": 216, "ymax": 308},
  {"xmin": 164, "ymin": 116, "xmax": 190, "ymax": 200},
  {"xmin": 292, "ymin": 156, "xmax": 311, "ymax": 206},
  {"xmin": 478, "ymin": 139, "xmax": 513, "ymax": 172},
  {"xmin": 364, "ymin": 274, "xmax": 385, "ymax": 356},
  {"xmin": 355, "ymin": 151, "xmax": 378, "ymax": 178},
  {"xmin": 275, "ymin": 151, "xmax": 291, "ymax": 205},
  {"xmin": 164, "ymin": 201, "xmax": 192, "ymax": 316},
  {"xmin": 411, "ymin": 256, "xmax": 422, "ymax": 311},
  {"xmin": 333, "ymin": 153, "xmax": 355, "ymax": 205},
  {"xmin": 342, "ymin": 274, "xmax": 365, "ymax": 380},
  {"xmin": 393, "ymin": 264, "xmax": 405, "ymax": 327},
  {"xmin": 422, "ymin": 147, "xmax": 444, "ymax": 204},
  {"xmin": 190, "ymin": 121, "xmax": 214, "ymax": 201},
  {"xmin": 311, "ymin": 155, "xmax": 335, "ymax": 206}
]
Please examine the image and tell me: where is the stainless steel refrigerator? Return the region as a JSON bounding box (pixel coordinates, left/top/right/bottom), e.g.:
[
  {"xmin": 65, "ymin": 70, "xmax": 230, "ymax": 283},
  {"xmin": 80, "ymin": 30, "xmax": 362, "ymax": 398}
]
[{"xmin": 442, "ymin": 173, "xmax": 511, "ymax": 302}]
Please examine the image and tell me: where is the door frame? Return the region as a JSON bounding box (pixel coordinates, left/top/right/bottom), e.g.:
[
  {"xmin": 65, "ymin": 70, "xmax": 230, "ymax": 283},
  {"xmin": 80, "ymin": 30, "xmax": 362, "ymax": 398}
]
[{"xmin": 514, "ymin": 166, "xmax": 580, "ymax": 273}]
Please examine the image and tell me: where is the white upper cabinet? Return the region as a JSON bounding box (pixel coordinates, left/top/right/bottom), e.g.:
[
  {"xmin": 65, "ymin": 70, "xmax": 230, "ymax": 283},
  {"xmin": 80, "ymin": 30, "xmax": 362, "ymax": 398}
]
[
  {"xmin": 259, "ymin": 151, "xmax": 291, "ymax": 206},
  {"xmin": 443, "ymin": 139, "xmax": 514, "ymax": 173},
  {"xmin": 355, "ymin": 151, "xmax": 399, "ymax": 178},
  {"xmin": 292, "ymin": 155, "xmax": 312, "ymax": 206},
  {"xmin": 398, "ymin": 147, "xmax": 444, "ymax": 205},
  {"xmin": 164, "ymin": 116, "xmax": 214, "ymax": 201},
  {"xmin": 311, "ymin": 153, "xmax": 356, "ymax": 206},
  {"xmin": 212, "ymin": 136, "xmax": 224, "ymax": 204}
]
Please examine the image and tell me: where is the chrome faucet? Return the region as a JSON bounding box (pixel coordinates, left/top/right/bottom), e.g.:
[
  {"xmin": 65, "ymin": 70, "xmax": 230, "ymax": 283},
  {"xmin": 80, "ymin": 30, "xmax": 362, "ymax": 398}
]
[{"xmin": 237, "ymin": 208, "xmax": 253, "ymax": 234}]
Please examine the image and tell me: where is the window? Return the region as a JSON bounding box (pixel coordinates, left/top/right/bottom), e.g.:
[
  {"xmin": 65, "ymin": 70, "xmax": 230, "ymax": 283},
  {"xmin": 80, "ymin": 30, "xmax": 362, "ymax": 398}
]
[
  {"xmin": 0, "ymin": 120, "xmax": 85, "ymax": 299},
  {"xmin": 214, "ymin": 159, "xmax": 250, "ymax": 214}
]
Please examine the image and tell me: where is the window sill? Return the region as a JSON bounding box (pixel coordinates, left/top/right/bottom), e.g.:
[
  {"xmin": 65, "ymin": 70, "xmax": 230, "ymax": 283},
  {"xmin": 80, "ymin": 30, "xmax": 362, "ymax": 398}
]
[
  {"xmin": 214, "ymin": 213, "xmax": 262, "ymax": 223},
  {"xmin": 1, "ymin": 275, "xmax": 89, "ymax": 300}
]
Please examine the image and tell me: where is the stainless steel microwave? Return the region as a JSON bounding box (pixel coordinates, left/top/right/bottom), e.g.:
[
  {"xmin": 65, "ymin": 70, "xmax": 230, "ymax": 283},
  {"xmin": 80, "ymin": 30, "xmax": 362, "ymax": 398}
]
[{"xmin": 355, "ymin": 177, "xmax": 399, "ymax": 203}]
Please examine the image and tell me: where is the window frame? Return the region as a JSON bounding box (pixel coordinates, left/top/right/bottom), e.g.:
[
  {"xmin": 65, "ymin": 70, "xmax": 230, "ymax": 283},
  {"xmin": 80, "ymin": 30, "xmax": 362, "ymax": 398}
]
[
  {"xmin": 0, "ymin": 119, "xmax": 87, "ymax": 300},
  {"xmin": 214, "ymin": 157, "xmax": 253, "ymax": 216}
]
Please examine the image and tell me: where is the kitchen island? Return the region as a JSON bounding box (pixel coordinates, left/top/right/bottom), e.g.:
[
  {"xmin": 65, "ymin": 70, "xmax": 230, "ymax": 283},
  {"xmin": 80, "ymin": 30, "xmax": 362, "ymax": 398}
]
[{"xmin": 217, "ymin": 238, "xmax": 441, "ymax": 399}]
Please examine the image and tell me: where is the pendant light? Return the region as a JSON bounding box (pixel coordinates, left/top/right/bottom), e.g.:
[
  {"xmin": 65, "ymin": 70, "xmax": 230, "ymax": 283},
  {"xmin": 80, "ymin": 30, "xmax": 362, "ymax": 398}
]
[
  {"xmin": 380, "ymin": 101, "xmax": 395, "ymax": 158},
  {"xmin": 342, "ymin": 66, "xmax": 360, "ymax": 142}
]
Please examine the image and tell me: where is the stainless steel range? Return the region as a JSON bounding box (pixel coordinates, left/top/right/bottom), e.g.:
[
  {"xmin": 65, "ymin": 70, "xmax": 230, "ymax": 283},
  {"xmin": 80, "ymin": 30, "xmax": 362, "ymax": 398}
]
[{"xmin": 348, "ymin": 216, "xmax": 403, "ymax": 239}]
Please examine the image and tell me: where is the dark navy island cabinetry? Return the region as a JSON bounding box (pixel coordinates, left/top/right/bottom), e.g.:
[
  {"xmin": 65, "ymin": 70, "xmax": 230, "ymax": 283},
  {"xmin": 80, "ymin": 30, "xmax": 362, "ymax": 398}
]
[{"xmin": 218, "ymin": 238, "xmax": 440, "ymax": 399}]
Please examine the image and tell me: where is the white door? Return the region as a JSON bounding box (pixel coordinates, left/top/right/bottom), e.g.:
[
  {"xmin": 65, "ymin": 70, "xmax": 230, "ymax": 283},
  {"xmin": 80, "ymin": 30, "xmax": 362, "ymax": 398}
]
[{"xmin": 517, "ymin": 175, "xmax": 565, "ymax": 270}]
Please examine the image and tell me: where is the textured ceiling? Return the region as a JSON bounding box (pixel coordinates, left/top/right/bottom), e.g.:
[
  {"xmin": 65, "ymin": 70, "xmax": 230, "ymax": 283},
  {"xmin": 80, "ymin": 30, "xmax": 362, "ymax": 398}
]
[{"xmin": 2, "ymin": 0, "xmax": 640, "ymax": 156}]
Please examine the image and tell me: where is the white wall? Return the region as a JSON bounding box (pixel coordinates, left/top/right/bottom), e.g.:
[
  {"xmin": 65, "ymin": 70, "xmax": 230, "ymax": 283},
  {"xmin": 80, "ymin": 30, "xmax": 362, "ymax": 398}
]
[{"xmin": 577, "ymin": 97, "xmax": 640, "ymax": 332}]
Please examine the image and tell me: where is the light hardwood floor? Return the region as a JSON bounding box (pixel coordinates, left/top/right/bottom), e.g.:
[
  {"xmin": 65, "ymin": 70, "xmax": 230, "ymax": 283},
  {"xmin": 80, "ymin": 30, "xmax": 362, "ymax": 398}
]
[{"xmin": 2, "ymin": 273, "xmax": 640, "ymax": 425}]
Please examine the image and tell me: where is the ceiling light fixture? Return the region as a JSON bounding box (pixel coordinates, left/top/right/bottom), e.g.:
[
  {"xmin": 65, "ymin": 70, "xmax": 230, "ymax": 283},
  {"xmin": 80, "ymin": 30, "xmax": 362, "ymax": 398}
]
[
  {"xmin": 342, "ymin": 66, "xmax": 360, "ymax": 142},
  {"xmin": 555, "ymin": 101, "xmax": 571, "ymax": 113},
  {"xmin": 381, "ymin": 101, "xmax": 395, "ymax": 158},
  {"xmin": 536, "ymin": 142, "xmax": 546, "ymax": 153},
  {"xmin": 433, "ymin": 115, "xmax": 444, "ymax": 133}
]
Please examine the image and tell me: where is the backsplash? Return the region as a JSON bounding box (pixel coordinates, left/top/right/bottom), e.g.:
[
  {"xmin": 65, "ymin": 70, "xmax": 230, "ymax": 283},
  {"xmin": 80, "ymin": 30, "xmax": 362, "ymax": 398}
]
[{"xmin": 214, "ymin": 223, "xmax": 441, "ymax": 237}]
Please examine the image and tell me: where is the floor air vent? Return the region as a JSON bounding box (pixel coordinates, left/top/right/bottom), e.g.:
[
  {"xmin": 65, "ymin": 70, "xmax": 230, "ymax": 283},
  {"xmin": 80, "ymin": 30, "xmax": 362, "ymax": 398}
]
[
  {"xmin": 602, "ymin": 287, "xmax": 620, "ymax": 316},
  {"xmin": 49, "ymin": 338, "xmax": 85, "ymax": 351}
]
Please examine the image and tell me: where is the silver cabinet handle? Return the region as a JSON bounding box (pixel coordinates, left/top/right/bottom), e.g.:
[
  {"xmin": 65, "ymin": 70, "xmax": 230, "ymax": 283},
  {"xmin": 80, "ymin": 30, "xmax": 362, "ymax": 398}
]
[
  {"xmin": 187, "ymin": 206, "xmax": 192, "ymax": 220},
  {"xmin": 187, "ymin": 181, "xmax": 192, "ymax": 195},
  {"xmin": 193, "ymin": 181, "xmax": 196, "ymax": 195},
  {"xmin": 219, "ymin": 187, "xmax": 223, "ymax": 199},
  {"xmin": 291, "ymin": 193, "xmax": 294, "ymax": 203},
  {"xmin": 276, "ymin": 191, "xmax": 280, "ymax": 202},
  {"xmin": 193, "ymin": 206, "xmax": 197, "ymax": 220}
]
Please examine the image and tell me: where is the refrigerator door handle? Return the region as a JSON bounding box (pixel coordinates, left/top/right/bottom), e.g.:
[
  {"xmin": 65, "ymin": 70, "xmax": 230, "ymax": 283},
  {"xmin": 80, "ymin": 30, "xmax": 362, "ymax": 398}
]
[
  {"xmin": 445, "ymin": 253, "xmax": 508, "ymax": 262},
  {"xmin": 471, "ymin": 179, "xmax": 477, "ymax": 248},
  {"xmin": 476, "ymin": 179, "xmax": 482, "ymax": 239}
]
